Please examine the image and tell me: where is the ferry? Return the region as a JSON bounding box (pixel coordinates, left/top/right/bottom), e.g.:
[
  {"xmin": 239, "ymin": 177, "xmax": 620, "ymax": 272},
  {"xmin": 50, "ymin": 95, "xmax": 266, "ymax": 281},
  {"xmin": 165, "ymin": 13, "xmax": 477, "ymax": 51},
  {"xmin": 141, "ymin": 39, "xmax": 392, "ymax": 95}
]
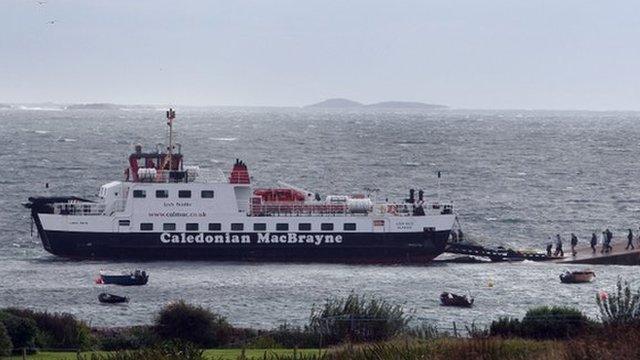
[{"xmin": 25, "ymin": 109, "xmax": 456, "ymax": 263}]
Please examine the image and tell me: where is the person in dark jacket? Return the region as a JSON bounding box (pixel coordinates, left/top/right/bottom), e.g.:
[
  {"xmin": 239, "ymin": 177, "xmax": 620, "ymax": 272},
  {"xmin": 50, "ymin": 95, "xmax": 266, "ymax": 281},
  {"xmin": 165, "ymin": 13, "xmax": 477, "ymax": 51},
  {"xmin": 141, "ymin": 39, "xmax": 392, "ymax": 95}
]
[
  {"xmin": 570, "ymin": 233, "xmax": 578, "ymax": 256},
  {"xmin": 546, "ymin": 238, "xmax": 553, "ymax": 257},
  {"xmin": 626, "ymin": 229, "xmax": 635, "ymax": 250},
  {"xmin": 554, "ymin": 234, "xmax": 564, "ymax": 257},
  {"xmin": 590, "ymin": 233, "xmax": 597, "ymax": 254},
  {"xmin": 605, "ymin": 228, "xmax": 613, "ymax": 253}
]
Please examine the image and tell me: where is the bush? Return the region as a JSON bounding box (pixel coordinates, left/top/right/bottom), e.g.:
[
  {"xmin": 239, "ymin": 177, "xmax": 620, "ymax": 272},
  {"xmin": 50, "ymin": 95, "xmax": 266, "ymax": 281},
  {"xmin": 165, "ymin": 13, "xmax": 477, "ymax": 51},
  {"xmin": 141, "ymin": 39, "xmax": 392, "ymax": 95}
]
[
  {"xmin": 0, "ymin": 311, "xmax": 38, "ymax": 353},
  {"xmin": 155, "ymin": 301, "xmax": 232, "ymax": 347},
  {"xmin": 563, "ymin": 323, "xmax": 640, "ymax": 360},
  {"xmin": 0, "ymin": 322, "xmax": 12, "ymax": 356},
  {"xmin": 596, "ymin": 278, "xmax": 640, "ymax": 324},
  {"xmin": 266, "ymin": 323, "xmax": 318, "ymax": 348},
  {"xmin": 96, "ymin": 326, "xmax": 160, "ymax": 351},
  {"xmin": 308, "ymin": 293, "xmax": 410, "ymax": 345},
  {"xmin": 406, "ymin": 322, "xmax": 441, "ymax": 340},
  {"xmin": 490, "ymin": 317, "xmax": 521, "ymax": 338},
  {"xmin": 4, "ymin": 308, "xmax": 93, "ymax": 350},
  {"xmin": 520, "ymin": 306, "xmax": 591, "ymax": 340}
]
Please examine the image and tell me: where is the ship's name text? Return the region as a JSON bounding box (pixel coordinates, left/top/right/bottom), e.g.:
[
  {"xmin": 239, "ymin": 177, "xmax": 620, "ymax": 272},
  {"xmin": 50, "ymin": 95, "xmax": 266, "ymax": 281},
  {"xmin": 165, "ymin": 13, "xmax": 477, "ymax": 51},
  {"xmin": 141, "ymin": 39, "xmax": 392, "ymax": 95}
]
[{"xmin": 160, "ymin": 232, "xmax": 343, "ymax": 246}]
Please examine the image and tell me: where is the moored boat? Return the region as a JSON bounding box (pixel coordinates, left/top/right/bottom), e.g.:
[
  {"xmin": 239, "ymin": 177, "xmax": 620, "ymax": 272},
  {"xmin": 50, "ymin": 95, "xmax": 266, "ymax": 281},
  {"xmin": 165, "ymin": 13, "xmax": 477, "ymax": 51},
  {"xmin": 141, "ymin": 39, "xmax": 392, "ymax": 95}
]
[
  {"xmin": 560, "ymin": 270, "xmax": 595, "ymax": 284},
  {"xmin": 98, "ymin": 293, "xmax": 129, "ymax": 304},
  {"xmin": 24, "ymin": 109, "xmax": 457, "ymax": 263},
  {"xmin": 440, "ymin": 292, "xmax": 474, "ymax": 307},
  {"xmin": 97, "ymin": 270, "xmax": 148, "ymax": 286}
]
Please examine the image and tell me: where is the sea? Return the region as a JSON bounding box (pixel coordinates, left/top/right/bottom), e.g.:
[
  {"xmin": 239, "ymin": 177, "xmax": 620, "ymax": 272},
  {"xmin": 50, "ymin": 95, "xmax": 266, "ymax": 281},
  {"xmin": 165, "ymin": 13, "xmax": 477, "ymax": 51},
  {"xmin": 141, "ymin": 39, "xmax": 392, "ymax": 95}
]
[{"xmin": 1, "ymin": 106, "xmax": 639, "ymax": 331}]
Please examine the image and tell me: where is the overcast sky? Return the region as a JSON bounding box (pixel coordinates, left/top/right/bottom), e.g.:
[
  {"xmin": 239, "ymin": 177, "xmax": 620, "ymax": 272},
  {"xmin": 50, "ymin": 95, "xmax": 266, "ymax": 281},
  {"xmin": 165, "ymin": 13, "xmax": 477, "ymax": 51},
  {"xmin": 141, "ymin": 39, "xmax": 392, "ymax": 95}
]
[{"xmin": 1, "ymin": 1, "xmax": 639, "ymax": 110}]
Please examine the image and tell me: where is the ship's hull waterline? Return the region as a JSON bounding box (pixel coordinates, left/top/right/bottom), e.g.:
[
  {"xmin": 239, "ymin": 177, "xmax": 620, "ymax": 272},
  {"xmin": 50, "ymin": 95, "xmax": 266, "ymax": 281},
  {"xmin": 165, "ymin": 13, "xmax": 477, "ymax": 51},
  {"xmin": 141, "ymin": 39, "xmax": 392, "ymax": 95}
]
[{"xmin": 36, "ymin": 229, "xmax": 450, "ymax": 264}]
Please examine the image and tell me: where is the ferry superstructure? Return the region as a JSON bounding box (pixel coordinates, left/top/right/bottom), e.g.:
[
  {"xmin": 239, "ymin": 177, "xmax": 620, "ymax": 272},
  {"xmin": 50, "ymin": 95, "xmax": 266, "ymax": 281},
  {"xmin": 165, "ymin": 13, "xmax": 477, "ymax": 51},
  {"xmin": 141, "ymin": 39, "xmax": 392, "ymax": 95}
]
[{"xmin": 25, "ymin": 109, "xmax": 456, "ymax": 263}]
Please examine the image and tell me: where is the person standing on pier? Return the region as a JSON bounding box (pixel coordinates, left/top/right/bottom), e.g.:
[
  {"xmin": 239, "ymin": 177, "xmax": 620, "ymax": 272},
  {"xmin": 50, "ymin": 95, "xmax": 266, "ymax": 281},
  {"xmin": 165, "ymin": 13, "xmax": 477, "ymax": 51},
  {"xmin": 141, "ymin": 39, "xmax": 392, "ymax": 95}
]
[
  {"xmin": 570, "ymin": 233, "xmax": 578, "ymax": 256},
  {"xmin": 590, "ymin": 233, "xmax": 597, "ymax": 254},
  {"xmin": 601, "ymin": 231, "xmax": 608, "ymax": 254},
  {"xmin": 546, "ymin": 237, "xmax": 553, "ymax": 257},
  {"xmin": 554, "ymin": 234, "xmax": 564, "ymax": 257},
  {"xmin": 626, "ymin": 229, "xmax": 635, "ymax": 250},
  {"xmin": 605, "ymin": 229, "xmax": 613, "ymax": 253}
]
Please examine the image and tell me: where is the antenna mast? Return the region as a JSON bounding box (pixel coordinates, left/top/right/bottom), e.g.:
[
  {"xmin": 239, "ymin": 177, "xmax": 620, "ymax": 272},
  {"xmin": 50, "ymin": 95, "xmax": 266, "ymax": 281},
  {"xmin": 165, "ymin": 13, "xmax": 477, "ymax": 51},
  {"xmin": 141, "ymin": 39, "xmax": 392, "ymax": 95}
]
[{"xmin": 166, "ymin": 108, "xmax": 176, "ymax": 169}]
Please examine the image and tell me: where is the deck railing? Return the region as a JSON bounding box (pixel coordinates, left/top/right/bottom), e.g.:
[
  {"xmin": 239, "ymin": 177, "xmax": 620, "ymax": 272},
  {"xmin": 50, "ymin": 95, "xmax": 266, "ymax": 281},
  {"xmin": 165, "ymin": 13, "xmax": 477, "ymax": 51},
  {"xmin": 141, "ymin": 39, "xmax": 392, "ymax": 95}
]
[
  {"xmin": 248, "ymin": 202, "xmax": 454, "ymax": 217},
  {"xmin": 53, "ymin": 202, "xmax": 106, "ymax": 216}
]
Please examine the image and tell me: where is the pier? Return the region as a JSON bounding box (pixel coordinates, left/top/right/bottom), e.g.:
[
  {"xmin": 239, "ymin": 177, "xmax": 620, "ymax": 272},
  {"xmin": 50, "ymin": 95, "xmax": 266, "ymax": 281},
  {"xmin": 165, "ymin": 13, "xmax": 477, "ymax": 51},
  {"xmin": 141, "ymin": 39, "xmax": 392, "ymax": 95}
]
[
  {"xmin": 554, "ymin": 241, "xmax": 640, "ymax": 265},
  {"xmin": 445, "ymin": 240, "xmax": 640, "ymax": 265}
]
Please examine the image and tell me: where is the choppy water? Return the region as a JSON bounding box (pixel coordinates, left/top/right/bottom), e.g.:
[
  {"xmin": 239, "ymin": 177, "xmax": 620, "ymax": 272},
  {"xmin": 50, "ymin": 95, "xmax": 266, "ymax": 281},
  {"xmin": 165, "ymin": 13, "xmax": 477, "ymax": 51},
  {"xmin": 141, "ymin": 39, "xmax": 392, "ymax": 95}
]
[{"xmin": 1, "ymin": 107, "xmax": 639, "ymax": 330}]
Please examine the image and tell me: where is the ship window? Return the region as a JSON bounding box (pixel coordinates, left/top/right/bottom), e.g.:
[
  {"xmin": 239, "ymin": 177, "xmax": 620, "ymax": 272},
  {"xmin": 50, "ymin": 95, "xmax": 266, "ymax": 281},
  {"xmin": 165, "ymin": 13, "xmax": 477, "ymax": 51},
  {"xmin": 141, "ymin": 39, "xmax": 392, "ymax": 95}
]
[
  {"xmin": 156, "ymin": 190, "xmax": 169, "ymax": 198},
  {"xmin": 201, "ymin": 190, "xmax": 215, "ymax": 198},
  {"xmin": 186, "ymin": 223, "xmax": 199, "ymax": 231},
  {"xmin": 276, "ymin": 223, "xmax": 289, "ymax": 231},
  {"xmin": 163, "ymin": 223, "xmax": 176, "ymax": 231},
  {"xmin": 231, "ymin": 223, "xmax": 244, "ymax": 231},
  {"xmin": 133, "ymin": 190, "xmax": 146, "ymax": 198},
  {"xmin": 208, "ymin": 223, "xmax": 221, "ymax": 231},
  {"xmin": 140, "ymin": 223, "xmax": 153, "ymax": 231},
  {"xmin": 298, "ymin": 223, "xmax": 311, "ymax": 231},
  {"xmin": 119, "ymin": 220, "xmax": 130, "ymax": 227},
  {"xmin": 344, "ymin": 223, "xmax": 357, "ymax": 231},
  {"xmin": 253, "ymin": 223, "xmax": 266, "ymax": 231},
  {"xmin": 178, "ymin": 190, "xmax": 191, "ymax": 198},
  {"xmin": 321, "ymin": 223, "xmax": 334, "ymax": 231}
]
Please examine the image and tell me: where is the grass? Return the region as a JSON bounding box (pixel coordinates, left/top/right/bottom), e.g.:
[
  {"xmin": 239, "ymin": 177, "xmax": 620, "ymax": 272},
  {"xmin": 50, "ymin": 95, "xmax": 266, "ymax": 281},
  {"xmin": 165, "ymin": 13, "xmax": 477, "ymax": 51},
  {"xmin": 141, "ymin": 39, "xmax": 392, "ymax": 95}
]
[{"xmin": 2, "ymin": 348, "xmax": 322, "ymax": 360}]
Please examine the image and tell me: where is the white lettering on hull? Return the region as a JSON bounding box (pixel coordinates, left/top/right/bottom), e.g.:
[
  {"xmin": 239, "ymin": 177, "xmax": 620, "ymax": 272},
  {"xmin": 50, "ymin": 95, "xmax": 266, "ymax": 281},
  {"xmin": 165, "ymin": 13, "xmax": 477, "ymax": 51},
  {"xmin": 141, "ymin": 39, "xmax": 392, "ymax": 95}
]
[{"xmin": 161, "ymin": 232, "xmax": 343, "ymax": 246}]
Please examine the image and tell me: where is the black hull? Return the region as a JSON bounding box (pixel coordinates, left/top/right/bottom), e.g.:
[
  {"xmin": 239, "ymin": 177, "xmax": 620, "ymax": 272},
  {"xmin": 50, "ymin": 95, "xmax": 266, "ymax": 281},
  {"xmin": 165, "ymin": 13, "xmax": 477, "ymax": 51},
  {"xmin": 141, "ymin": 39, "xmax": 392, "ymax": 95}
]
[{"xmin": 36, "ymin": 229, "xmax": 449, "ymax": 264}]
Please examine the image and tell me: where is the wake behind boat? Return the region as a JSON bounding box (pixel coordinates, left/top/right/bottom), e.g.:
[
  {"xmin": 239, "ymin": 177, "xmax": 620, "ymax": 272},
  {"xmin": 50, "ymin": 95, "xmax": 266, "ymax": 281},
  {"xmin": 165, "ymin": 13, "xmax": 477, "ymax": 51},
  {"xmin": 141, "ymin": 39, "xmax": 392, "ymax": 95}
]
[{"xmin": 24, "ymin": 109, "xmax": 456, "ymax": 263}]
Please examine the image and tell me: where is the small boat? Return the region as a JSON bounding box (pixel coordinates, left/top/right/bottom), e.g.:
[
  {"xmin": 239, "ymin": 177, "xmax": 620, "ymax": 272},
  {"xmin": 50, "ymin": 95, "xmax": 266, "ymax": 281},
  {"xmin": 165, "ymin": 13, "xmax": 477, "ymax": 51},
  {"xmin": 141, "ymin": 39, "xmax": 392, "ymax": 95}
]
[
  {"xmin": 560, "ymin": 270, "xmax": 596, "ymax": 284},
  {"xmin": 98, "ymin": 293, "xmax": 129, "ymax": 304},
  {"xmin": 440, "ymin": 292, "xmax": 474, "ymax": 308},
  {"xmin": 97, "ymin": 269, "xmax": 148, "ymax": 286}
]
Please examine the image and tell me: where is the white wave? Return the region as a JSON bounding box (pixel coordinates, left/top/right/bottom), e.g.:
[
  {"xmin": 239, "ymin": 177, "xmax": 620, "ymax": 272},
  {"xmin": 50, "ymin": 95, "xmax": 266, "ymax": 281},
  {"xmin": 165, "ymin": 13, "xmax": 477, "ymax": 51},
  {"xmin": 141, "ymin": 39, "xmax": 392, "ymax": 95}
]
[
  {"xmin": 56, "ymin": 138, "xmax": 77, "ymax": 142},
  {"xmin": 210, "ymin": 137, "xmax": 237, "ymax": 141},
  {"xmin": 34, "ymin": 130, "xmax": 50, "ymax": 134},
  {"xmin": 18, "ymin": 106, "xmax": 63, "ymax": 111},
  {"xmin": 404, "ymin": 162, "xmax": 420, "ymax": 167}
]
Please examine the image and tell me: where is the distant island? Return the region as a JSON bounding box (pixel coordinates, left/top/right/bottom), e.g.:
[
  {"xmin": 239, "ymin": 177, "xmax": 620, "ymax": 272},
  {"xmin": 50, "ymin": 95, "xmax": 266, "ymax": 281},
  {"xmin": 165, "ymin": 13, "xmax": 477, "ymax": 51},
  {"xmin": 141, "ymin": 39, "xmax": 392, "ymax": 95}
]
[
  {"xmin": 305, "ymin": 98, "xmax": 364, "ymax": 108},
  {"xmin": 365, "ymin": 101, "xmax": 448, "ymax": 109},
  {"xmin": 304, "ymin": 98, "xmax": 448, "ymax": 109},
  {"xmin": 65, "ymin": 103, "xmax": 121, "ymax": 110}
]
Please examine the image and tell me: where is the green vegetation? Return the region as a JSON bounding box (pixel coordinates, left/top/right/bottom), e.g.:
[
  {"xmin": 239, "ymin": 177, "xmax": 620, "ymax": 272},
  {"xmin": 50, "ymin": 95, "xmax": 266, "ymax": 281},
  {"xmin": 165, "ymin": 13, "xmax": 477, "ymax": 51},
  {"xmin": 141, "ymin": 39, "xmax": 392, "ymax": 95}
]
[
  {"xmin": 489, "ymin": 306, "xmax": 592, "ymax": 340},
  {"xmin": 309, "ymin": 293, "xmax": 410, "ymax": 345},
  {"xmin": 4, "ymin": 348, "xmax": 321, "ymax": 360},
  {"xmin": 596, "ymin": 278, "xmax": 640, "ymax": 324},
  {"xmin": 155, "ymin": 301, "xmax": 233, "ymax": 347},
  {"xmin": 521, "ymin": 306, "xmax": 593, "ymax": 339},
  {"xmin": 3, "ymin": 308, "xmax": 92, "ymax": 350},
  {"xmin": 0, "ymin": 311, "xmax": 38, "ymax": 354},
  {"xmin": 7, "ymin": 283, "xmax": 640, "ymax": 359},
  {"xmin": 0, "ymin": 322, "xmax": 12, "ymax": 356}
]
